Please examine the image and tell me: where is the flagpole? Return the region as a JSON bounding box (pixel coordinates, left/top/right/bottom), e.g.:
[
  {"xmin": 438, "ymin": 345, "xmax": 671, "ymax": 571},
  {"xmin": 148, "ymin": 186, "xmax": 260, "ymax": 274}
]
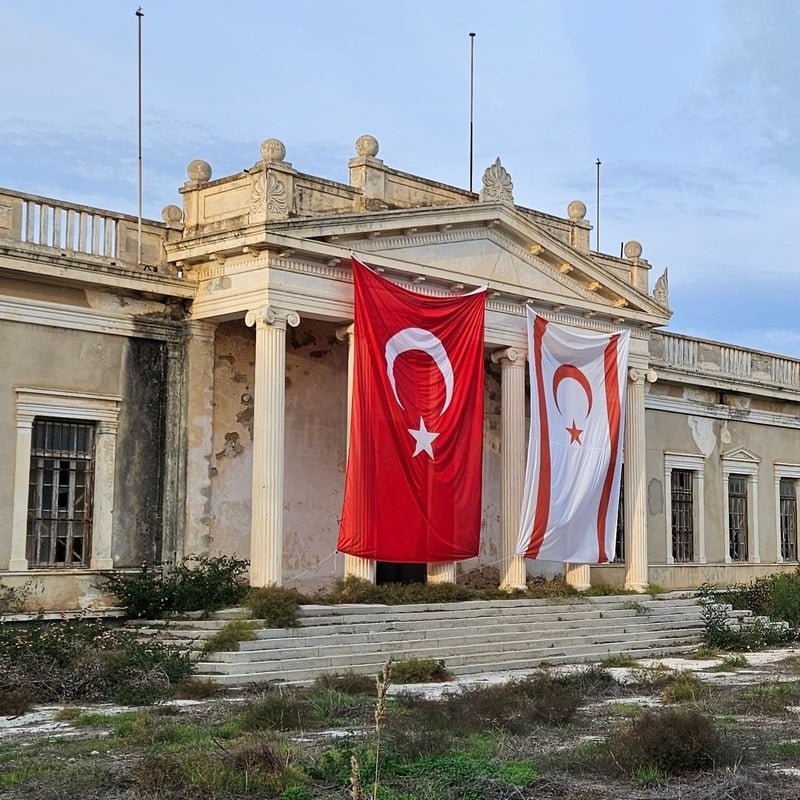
[
  {"xmin": 136, "ymin": 7, "xmax": 144, "ymax": 267},
  {"xmin": 469, "ymin": 32, "xmax": 476, "ymax": 193},
  {"xmin": 595, "ymin": 157, "xmax": 601, "ymax": 253}
]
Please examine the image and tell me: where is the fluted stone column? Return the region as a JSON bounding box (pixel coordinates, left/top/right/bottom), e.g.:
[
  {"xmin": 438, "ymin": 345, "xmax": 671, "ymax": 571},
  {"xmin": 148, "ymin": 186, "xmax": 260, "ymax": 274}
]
[
  {"xmin": 336, "ymin": 324, "xmax": 376, "ymax": 583},
  {"xmin": 623, "ymin": 367, "xmax": 655, "ymax": 591},
  {"xmin": 565, "ymin": 562, "xmax": 591, "ymax": 590},
  {"xmin": 245, "ymin": 306, "xmax": 299, "ymax": 587},
  {"xmin": 427, "ymin": 562, "xmax": 457, "ymax": 583},
  {"xmin": 491, "ymin": 347, "xmax": 528, "ymax": 590}
]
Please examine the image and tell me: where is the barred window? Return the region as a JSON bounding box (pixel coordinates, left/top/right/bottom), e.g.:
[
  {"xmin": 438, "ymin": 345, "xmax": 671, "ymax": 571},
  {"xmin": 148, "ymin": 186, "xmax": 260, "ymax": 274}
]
[
  {"xmin": 671, "ymin": 468, "xmax": 694, "ymax": 562},
  {"xmin": 26, "ymin": 418, "xmax": 95, "ymax": 567},
  {"xmin": 728, "ymin": 473, "xmax": 748, "ymax": 562},
  {"xmin": 780, "ymin": 477, "xmax": 798, "ymax": 561}
]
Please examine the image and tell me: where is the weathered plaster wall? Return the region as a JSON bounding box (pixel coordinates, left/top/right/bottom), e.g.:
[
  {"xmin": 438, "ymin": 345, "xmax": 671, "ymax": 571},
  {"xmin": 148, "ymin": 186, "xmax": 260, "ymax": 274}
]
[
  {"xmin": 283, "ymin": 321, "xmax": 349, "ymax": 589},
  {"xmin": 207, "ymin": 321, "xmax": 255, "ymax": 561},
  {"xmin": 113, "ymin": 337, "xmax": 168, "ymax": 567},
  {"xmin": 0, "ymin": 321, "xmax": 125, "ymax": 567}
]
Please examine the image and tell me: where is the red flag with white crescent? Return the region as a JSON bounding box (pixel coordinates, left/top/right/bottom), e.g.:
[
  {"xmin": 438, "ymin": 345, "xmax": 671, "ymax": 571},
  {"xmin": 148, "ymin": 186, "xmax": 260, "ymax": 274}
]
[
  {"xmin": 338, "ymin": 255, "xmax": 486, "ymax": 562},
  {"xmin": 516, "ymin": 308, "xmax": 629, "ymax": 563}
]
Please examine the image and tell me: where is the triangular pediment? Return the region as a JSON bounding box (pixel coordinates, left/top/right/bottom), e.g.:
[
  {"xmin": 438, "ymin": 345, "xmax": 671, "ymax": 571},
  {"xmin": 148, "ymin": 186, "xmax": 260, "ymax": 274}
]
[
  {"xmin": 271, "ymin": 202, "xmax": 669, "ymax": 326},
  {"xmin": 721, "ymin": 446, "xmax": 761, "ymax": 464}
]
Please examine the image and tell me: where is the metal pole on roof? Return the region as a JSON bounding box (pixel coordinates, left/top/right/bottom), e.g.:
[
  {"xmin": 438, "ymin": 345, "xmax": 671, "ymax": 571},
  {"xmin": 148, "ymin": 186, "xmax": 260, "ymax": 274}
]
[
  {"xmin": 469, "ymin": 32, "xmax": 476, "ymax": 193},
  {"xmin": 595, "ymin": 157, "xmax": 601, "ymax": 253},
  {"xmin": 137, "ymin": 7, "xmax": 144, "ymax": 267}
]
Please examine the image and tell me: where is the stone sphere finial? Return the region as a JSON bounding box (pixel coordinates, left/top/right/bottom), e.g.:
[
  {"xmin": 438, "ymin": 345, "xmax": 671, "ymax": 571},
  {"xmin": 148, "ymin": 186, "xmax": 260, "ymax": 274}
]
[
  {"xmin": 260, "ymin": 138, "xmax": 286, "ymax": 163},
  {"xmin": 187, "ymin": 159, "xmax": 212, "ymax": 183},
  {"xmin": 161, "ymin": 204, "xmax": 183, "ymax": 225},
  {"xmin": 567, "ymin": 200, "xmax": 586, "ymax": 220},
  {"xmin": 355, "ymin": 134, "xmax": 380, "ymax": 157},
  {"xmin": 624, "ymin": 240, "xmax": 643, "ymax": 260}
]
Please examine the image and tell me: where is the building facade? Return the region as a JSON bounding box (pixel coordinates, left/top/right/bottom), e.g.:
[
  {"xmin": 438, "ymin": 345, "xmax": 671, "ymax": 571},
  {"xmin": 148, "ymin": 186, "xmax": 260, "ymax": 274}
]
[{"xmin": 2, "ymin": 135, "xmax": 799, "ymax": 610}]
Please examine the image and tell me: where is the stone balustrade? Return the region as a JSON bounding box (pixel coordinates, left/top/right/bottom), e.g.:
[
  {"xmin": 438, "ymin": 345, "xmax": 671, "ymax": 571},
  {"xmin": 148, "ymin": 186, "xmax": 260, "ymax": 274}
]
[
  {"xmin": 652, "ymin": 331, "xmax": 800, "ymax": 390},
  {"xmin": 0, "ymin": 188, "xmax": 174, "ymax": 272}
]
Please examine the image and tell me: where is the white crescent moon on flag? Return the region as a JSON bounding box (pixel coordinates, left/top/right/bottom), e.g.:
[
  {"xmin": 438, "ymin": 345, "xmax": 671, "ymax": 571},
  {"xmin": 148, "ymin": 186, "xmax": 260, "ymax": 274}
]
[{"xmin": 384, "ymin": 327, "xmax": 454, "ymax": 415}]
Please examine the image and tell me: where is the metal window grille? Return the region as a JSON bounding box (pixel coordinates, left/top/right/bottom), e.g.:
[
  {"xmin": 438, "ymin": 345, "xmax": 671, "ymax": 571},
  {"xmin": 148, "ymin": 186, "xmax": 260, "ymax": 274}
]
[
  {"xmin": 780, "ymin": 477, "xmax": 798, "ymax": 561},
  {"xmin": 613, "ymin": 470, "xmax": 625, "ymax": 562},
  {"xmin": 728, "ymin": 473, "xmax": 748, "ymax": 561},
  {"xmin": 671, "ymin": 468, "xmax": 694, "ymax": 562},
  {"xmin": 26, "ymin": 419, "xmax": 95, "ymax": 567}
]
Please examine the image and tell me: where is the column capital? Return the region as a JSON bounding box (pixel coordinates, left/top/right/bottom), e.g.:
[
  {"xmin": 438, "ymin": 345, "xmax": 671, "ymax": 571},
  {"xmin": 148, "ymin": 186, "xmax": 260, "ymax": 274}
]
[
  {"xmin": 245, "ymin": 306, "xmax": 300, "ymax": 330},
  {"xmin": 491, "ymin": 346, "xmax": 527, "ymax": 366},
  {"xmin": 335, "ymin": 322, "xmax": 355, "ymax": 342},
  {"xmin": 628, "ymin": 367, "xmax": 645, "ymax": 383}
]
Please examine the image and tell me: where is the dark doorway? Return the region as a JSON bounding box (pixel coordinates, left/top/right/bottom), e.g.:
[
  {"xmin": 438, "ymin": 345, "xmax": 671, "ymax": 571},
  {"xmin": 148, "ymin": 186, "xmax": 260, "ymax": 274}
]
[{"xmin": 376, "ymin": 562, "xmax": 427, "ymax": 585}]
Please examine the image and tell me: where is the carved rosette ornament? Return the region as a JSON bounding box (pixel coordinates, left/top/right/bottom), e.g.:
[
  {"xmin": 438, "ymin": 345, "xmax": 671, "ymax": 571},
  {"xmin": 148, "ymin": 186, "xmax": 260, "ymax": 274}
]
[{"xmin": 479, "ymin": 157, "xmax": 514, "ymax": 204}]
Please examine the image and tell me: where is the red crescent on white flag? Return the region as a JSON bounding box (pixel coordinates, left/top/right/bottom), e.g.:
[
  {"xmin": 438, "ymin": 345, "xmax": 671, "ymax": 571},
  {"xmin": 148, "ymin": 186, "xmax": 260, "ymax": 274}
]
[{"xmin": 552, "ymin": 364, "xmax": 593, "ymax": 417}]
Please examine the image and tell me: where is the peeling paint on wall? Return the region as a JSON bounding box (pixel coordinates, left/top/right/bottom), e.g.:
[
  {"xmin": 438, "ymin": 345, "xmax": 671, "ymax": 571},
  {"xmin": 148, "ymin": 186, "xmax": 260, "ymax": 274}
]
[
  {"xmin": 648, "ymin": 477, "xmax": 663, "ymax": 515},
  {"xmin": 216, "ymin": 432, "xmax": 245, "ymax": 459},
  {"xmin": 689, "ymin": 416, "xmax": 717, "ymax": 456}
]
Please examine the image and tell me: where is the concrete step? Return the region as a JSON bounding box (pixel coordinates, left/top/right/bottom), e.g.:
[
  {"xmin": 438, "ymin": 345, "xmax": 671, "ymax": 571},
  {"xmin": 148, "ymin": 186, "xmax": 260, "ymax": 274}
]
[
  {"xmin": 129, "ymin": 594, "xmax": 705, "ymax": 686},
  {"xmin": 195, "ymin": 638, "xmax": 702, "ymax": 686}
]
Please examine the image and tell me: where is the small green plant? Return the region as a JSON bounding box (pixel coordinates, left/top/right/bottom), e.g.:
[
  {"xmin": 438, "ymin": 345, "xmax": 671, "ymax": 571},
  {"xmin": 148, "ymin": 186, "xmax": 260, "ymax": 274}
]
[
  {"xmin": 659, "ymin": 670, "xmax": 709, "ymax": 703},
  {"xmin": 245, "ymin": 585, "xmax": 303, "ymax": 628},
  {"xmin": 712, "ymin": 653, "xmax": 748, "ymax": 672},
  {"xmin": 600, "ymin": 653, "xmax": 639, "ymax": 668},
  {"xmin": 202, "ymin": 619, "xmax": 259, "ymax": 653},
  {"xmin": 773, "ymin": 739, "xmax": 800, "ymax": 758},
  {"xmin": 389, "ymin": 658, "xmax": 454, "ymax": 684}
]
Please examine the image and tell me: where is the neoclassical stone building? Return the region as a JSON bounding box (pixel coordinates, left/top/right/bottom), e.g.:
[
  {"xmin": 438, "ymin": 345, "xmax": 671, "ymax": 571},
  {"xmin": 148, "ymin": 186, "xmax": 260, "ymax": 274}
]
[{"xmin": 2, "ymin": 134, "xmax": 799, "ymax": 610}]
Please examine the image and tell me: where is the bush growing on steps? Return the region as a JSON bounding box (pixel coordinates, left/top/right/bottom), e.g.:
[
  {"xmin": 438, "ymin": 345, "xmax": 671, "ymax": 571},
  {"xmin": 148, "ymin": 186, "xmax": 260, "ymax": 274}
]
[
  {"xmin": 245, "ymin": 585, "xmax": 304, "ymax": 628},
  {"xmin": 100, "ymin": 554, "xmax": 250, "ymax": 618}
]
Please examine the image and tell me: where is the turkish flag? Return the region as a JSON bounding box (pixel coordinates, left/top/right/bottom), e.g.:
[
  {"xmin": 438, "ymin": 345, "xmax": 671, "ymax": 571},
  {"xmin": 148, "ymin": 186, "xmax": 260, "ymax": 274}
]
[
  {"xmin": 337, "ymin": 255, "xmax": 486, "ymax": 562},
  {"xmin": 516, "ymin": 309, "xmax": 629, "ymax": 563}
]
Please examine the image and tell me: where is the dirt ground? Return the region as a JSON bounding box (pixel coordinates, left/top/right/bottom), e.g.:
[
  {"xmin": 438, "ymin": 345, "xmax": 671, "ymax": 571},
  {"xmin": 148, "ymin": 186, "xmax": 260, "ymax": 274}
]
[{"xmin": 3, "ymin": 648, "xmax": 800, "ymax": 799}]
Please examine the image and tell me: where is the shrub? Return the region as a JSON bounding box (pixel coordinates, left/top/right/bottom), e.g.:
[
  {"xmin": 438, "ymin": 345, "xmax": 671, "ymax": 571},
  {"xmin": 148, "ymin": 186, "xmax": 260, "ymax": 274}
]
[
  {"xmin": 245, "ymin": 585, "xmax": 303, "ymax": 628},
  {"xmin": 701, "ymin": 600, "xmax": 795, "ymax": 650},
  {"xmin": 390, "ymin": 658, "xmax": 454, "ymax": 684},
  {"xmin": 313, "ymin": 671, "xmax": 376, "ymax": 695},
  {"xmin": 606, "ymin": 708, "xmax": 727, "ymax": 776},
  {"xmin": 202, "ymin": 619, "xmax": 259, "ymax": 653},
  {"xmin": 0, "ymin": 616, "xmax": 194, "ymax": 705},
  {"xmin": 100, "ymin": 554, "xmax": 250, "ymax": 619}
]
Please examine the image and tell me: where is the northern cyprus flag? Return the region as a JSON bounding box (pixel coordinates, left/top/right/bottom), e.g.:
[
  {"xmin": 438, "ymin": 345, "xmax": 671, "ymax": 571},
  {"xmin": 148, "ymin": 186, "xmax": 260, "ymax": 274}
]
[{"xmin": 516, "ymin": 309, "xmax": 629, "ymax": 563}]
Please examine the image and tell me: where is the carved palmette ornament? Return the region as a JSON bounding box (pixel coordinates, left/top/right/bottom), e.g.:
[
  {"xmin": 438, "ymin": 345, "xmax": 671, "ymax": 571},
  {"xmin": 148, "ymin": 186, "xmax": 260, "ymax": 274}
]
[
  {"xmin": 479, "ymin": 157, "xmax": 514, "ymax": 204},
  {"xmin": 653, "ymin": 268, "xmax": 669, "ymax": 307},
  {"xmin": 250, "ymin": 171, "xmax": 288, "ymax": 218}
]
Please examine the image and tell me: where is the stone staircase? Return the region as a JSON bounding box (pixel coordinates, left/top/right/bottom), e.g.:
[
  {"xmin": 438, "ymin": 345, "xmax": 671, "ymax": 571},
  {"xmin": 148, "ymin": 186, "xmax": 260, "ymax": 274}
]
[{"xmin": 130, "ymin": 592, "xmax": 705, "ymax": 686}]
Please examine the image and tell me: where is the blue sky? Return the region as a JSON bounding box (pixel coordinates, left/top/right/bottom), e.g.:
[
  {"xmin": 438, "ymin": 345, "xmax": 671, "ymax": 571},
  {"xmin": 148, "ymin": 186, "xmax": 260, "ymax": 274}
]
[{"xmin": 3, "ymin": 1, "xmax": 800, "ymax": 356}]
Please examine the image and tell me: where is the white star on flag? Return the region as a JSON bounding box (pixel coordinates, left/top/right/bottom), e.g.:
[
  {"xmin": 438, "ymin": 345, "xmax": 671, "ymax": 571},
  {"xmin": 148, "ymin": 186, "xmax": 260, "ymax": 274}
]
[{"xmin": 407, "ymin": 417, "xmax": 439, "ymax": 458}]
